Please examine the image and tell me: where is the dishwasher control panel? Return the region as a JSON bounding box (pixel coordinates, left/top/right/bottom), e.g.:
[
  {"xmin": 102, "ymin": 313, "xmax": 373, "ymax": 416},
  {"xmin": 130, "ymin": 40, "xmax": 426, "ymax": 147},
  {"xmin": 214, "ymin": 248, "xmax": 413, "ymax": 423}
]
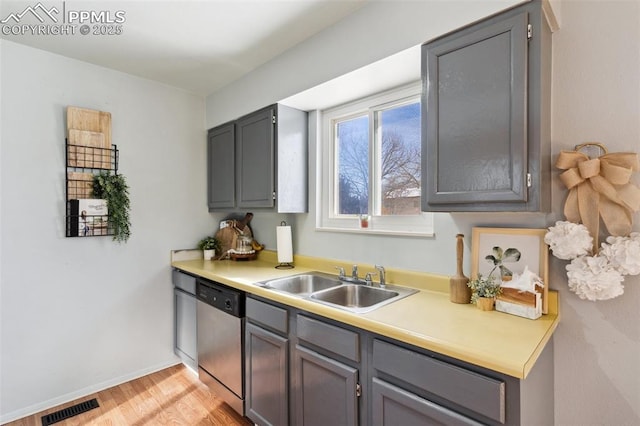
[{"xmin": 196, "ymin": 278, "xmax": 245, "ymax": 318}]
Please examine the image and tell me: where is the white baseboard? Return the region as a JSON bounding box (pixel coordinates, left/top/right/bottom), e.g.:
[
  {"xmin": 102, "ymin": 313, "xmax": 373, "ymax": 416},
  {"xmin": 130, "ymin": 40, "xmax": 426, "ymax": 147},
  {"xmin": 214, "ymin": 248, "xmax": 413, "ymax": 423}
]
[{"xmin": 0, "ymin": 358, "xmax": 181, "ymax": 424}]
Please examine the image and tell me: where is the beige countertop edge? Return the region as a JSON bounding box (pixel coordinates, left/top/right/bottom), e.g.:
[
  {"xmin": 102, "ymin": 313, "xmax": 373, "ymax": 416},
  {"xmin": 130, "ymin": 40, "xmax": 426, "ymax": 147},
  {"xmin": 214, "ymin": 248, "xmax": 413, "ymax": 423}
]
[{"xmin": 171, "ymin": 253, "xmax": 559, "ymax": 380}]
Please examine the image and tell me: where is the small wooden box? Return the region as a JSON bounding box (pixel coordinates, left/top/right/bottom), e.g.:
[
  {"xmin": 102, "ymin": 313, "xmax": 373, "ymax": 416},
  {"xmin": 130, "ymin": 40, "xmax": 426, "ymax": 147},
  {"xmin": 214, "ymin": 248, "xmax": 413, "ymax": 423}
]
[{"xmin": 495, "ymin": 288, "xmax": 542, "ymax": 320}]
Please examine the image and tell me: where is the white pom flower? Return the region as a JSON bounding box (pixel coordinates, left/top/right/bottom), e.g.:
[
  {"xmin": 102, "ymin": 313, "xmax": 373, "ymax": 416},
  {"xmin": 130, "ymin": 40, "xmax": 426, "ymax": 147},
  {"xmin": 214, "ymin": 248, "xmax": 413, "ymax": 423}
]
[
  {"xmin": 566, "ymin": 256, "xmax": 624, "ymax": 301},
  {"xmin": 545, "ymin": 221, "xmax": 593, "ymax": 260},
  {"xmin": 600, "ymin": 232, "xmax": 640, "ymax": 276}
]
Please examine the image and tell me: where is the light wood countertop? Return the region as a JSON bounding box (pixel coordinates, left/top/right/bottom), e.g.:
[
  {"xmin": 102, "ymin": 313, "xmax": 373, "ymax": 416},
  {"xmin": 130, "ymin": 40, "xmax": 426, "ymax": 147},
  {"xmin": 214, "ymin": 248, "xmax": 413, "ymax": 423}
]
[{"xmin": 171, "ymin": 251, "xmax": 559, "ymax": 379}]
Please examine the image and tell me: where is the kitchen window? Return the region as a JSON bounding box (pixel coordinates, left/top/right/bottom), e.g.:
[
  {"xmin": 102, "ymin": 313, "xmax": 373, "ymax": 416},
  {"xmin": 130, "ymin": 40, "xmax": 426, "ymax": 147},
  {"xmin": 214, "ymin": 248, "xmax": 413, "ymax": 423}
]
[{"xmin": 318, "ymin": 82, "xmax": 434, "ymax": 236}]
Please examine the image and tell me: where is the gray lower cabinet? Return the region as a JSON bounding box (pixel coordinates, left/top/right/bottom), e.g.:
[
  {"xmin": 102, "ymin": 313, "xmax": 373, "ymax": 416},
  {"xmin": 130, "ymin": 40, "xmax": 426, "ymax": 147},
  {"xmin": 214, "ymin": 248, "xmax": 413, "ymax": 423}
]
[
  {"xmin": 372, "ymin": 339, "xmax": 504, "ymax": 424},
  {"xmin": 371, "ymin": 378, "xmax": 481, "ymax": 426},
  {"xmin": 421, "ymin": 0, "xmax": 551, "ymax": 212},
  {"xmin": 294, "ymin": 314, "xmax": 362, "ymax": 426},
  {"xmin": 245, "ymin": 297, "xmax": 290, "ymax": 426},
  {"xmin": 294, "ymin": 345, "xmax": 359, "ymax": 426},
  {"xmin": 172, "ymin": 270, "xmax": 197, "ymax": 372},
  {"xmin": 245, "ymin": 322, "xmax": 289, "ymax": 426},
  {"xmin": 207, "ymin": 103, "xmax": 308, "ymax": 212},
  {"xmin": 243, "ymin": 296, "xmax": 553, "ymax": 426},
  {"xmin": 370, "ymin": 337, "xmax": 554, "ymax": 425}
]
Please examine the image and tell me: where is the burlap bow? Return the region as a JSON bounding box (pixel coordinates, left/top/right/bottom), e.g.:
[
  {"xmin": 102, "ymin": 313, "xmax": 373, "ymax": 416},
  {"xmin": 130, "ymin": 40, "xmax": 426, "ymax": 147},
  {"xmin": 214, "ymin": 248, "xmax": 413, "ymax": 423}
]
[{"xmin": 556, "ymin": 143, "xmax": 640, "ymax": 253}]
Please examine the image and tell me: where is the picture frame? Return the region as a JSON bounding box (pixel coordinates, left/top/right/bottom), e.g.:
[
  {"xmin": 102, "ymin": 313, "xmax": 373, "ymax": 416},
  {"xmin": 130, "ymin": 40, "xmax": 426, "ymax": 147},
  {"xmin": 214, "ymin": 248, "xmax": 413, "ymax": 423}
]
[{"xmin": 471, "ymin": 227, "xmax": 549, "ymax": 314}]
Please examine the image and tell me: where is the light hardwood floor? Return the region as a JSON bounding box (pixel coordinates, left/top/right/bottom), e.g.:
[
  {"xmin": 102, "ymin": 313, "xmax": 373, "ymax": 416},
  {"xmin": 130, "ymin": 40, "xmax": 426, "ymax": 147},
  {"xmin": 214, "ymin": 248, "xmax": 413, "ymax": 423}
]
[{"xmin": 4, "ymin": 364, "xmax": 252, "ymax": 426}]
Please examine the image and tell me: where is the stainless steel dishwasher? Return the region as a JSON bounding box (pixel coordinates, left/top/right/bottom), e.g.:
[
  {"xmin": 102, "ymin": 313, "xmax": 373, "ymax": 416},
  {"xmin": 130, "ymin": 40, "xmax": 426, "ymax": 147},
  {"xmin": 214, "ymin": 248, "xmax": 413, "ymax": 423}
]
[{"xmin": 196, "ymin": 277, "xmax": 245, "ymax": 415}]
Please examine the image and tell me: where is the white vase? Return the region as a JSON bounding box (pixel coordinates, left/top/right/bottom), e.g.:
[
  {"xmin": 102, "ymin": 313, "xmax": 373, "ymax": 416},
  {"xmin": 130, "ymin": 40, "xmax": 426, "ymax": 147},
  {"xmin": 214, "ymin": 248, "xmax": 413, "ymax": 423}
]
[{"xmin": 203, "ymin": 249, "xmax": 214, "ymax": 260}]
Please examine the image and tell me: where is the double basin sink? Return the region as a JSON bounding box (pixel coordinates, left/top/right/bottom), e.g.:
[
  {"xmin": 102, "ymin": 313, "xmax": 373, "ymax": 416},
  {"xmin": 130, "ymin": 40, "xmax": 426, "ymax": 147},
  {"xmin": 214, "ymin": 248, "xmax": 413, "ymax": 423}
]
[{"xmin": 258, "ymin": 271, "xmax": 417, "ymax": 314}]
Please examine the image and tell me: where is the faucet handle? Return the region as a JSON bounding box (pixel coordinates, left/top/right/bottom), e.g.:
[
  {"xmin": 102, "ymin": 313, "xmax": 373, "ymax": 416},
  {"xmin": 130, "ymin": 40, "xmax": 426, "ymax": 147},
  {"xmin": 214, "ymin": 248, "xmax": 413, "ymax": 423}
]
[
  {"xmin": 334, "ymin": 266, "xmax": 346, "ymax": 278},
  {"xmin": 365, "ymin": 272, "xmax": 377, "ymax": 286},
  {"xmin": 375, "ymin": 265, "xmax": 386, "ymax": 287},
  {"xmin": 351, "ymin": 264, "xmax": 359, "ymax": 279}
]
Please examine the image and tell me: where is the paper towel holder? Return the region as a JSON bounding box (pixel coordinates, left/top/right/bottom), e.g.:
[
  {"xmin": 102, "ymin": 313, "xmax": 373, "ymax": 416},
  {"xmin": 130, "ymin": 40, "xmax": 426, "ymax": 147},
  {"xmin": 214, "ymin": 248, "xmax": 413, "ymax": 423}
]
[
  {"xmin": 275, "ymin": 263, "xmax": 294, "ymax": 269},
  {"xmin": 275, "ymin": 221, "xmax": 294, "ymax": 269}
]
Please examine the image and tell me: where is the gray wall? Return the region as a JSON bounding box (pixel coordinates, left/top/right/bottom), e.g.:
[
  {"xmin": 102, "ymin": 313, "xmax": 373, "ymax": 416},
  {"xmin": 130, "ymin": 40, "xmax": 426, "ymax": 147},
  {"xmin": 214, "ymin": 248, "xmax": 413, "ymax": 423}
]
[
  {"xmin": 0, "ymin": 40, "xmax": 214, "ymax": 421},
  {"xmin": 206, "ymin": 1, "xmax": 640, "ymax": 424},
  {"xmin": 549, "ymin": 2, "xmax": 639, "ymax": 423}
]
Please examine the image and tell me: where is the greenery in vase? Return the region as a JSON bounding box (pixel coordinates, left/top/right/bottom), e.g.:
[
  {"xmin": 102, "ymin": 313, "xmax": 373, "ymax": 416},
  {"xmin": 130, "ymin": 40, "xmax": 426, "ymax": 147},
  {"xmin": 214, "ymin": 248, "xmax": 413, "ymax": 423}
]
[
  {"xmin": 93, "ymin": 172, "xmax": 131, "ymax": 243},
  {"xmin": 198, "ymin": 236, "xmax": 221, "ymax": 252},
  {"xmin": 467, "ymin": 274, "xmax": 503, "ymax": 304}
]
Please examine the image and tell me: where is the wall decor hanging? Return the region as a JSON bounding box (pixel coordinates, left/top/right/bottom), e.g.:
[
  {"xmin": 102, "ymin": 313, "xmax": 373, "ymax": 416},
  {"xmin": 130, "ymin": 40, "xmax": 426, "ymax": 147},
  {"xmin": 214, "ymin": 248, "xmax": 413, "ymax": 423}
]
[
  {"xmin": 471, "ymin": 227, "xmax": 549, "ymax": 319},
  {"xmin": 545, "ymin": 142, "xmax": 640, "ymax": 301},
  {"xmin": 65, "ymin": 106, "xmax": 131, "ymax": 242}
]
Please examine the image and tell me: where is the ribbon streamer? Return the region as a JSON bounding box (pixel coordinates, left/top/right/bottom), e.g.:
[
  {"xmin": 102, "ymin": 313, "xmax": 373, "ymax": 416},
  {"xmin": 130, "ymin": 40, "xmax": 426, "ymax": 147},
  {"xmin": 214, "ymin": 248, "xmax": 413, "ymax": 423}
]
[{"xmin": 555, "ymin": 143, "xmax": 640, "ymax": 253}]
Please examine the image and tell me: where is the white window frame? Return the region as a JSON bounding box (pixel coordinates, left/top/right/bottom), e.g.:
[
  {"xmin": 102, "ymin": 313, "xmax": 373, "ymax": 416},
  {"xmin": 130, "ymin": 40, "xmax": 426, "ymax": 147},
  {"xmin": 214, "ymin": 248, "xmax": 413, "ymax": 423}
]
[{"xmin": 317, "ymin": 82, "xmax": 434, "ymax": 236}]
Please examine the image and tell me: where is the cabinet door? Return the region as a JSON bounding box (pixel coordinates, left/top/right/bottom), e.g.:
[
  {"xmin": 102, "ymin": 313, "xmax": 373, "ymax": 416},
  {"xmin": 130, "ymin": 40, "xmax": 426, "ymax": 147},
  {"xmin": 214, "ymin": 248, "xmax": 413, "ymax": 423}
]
[
  {"xmin": 174, "ymin": 289, "xmax": 197, "ymax": 371},
  {"xmin": 422, "ymin": 11, "xmax": 529, "ymax": 210},
  {"xmin": 207, "ymin": 124, "xmax": 235, "ymax": 210},
  {"xmin": 294, "ymin": 345, "xmax": 358, "ymax": 426},
  {"xmin": 236, "ymin": 107, "xmax": 275, "ymax": 208},
  {"xmin": 245, "ymin": 323, "xmax": 289, "ymax": 426},
  {"xmin": 371, "ymin": 378, "xmax": 482, "ymax": 426}
]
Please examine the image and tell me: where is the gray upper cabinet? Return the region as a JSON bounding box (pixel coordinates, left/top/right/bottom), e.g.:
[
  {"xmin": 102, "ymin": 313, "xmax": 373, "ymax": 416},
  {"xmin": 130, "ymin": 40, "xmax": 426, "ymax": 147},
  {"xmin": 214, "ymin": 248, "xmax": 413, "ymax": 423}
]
[
  {"xmin": 208, "ymin": 104, "xmax": 308, "ymax": 212},
  {"xmin": 237, "ymin": 107, "xmax": 276, "ymax": 208},
  {"xmin": 207, "ymin": 123, "xmax": 235, "ymax": 210},
  {"xmin": 421, "ymin": 0, "xmax": 551, "ymax": 212}
]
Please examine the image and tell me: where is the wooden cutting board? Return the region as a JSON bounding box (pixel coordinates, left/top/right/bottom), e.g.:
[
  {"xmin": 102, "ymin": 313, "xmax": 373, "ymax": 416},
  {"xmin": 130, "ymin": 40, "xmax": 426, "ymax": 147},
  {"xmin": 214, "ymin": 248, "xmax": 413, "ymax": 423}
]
[
  {"xmin": 67, "ymin": 171, "xmax": 94, "ymax": 200},
  {"xmin": 66, "ymin": 107, "xmax": 112, "ymax": 169},
  {"xmin": 68, "ymin": 129, "xmax": 111, "ymax": 169},
  {"xmin": 66, "ymin": 106, "xmax": 112, "ymax": 146}
]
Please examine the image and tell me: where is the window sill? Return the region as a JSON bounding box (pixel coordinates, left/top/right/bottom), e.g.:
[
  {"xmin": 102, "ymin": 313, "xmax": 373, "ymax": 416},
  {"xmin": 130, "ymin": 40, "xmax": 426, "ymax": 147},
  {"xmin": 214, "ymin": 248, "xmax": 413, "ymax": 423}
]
[{"xmin": 315, "ymin": 226, "xmax": 434, "ymax": 238}]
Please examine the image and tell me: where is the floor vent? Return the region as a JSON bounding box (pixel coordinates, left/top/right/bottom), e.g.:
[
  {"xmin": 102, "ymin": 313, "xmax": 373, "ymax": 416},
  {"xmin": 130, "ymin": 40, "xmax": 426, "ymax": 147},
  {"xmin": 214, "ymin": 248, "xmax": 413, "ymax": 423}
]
[{"xmin": 41, "ymin": 398, "xmax": 99, "ymax": 425}]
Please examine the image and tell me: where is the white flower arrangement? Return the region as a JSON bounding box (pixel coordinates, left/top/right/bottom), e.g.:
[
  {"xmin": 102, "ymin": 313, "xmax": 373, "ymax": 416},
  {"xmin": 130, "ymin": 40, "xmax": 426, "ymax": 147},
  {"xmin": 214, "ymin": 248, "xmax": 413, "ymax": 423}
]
[
  {"xmin": 600, "ymin": 233, "xmax": 640, "ymax": 276},
  {"xmin": 566, "ymin": 255, "xmax": 624, "ymax": 301},
  {"xmin": 546, "ymin": 223, "xmax": 640, "ymax": 301},
  {"xmin": 543, "ymin": 221, "xmax": 592, "ymax": 260}
]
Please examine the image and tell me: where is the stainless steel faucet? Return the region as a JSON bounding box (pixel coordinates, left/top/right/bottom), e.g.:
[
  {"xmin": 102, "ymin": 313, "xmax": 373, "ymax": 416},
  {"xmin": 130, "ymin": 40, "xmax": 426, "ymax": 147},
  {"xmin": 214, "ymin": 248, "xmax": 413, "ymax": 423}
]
[
  {"xmin": 351, "ymin": 264, "xmax": 359, "ymax": 281},
  {"xmin": 365, "ymin": 272, "xmax": 377, "ymax": 286},
  {"xmin": 375, "ymin": 265, "xmax": 386, "ymax": 288},
  {"xmin": 336, "ymin": 264, "xmax": 378, "ymax": 285}
]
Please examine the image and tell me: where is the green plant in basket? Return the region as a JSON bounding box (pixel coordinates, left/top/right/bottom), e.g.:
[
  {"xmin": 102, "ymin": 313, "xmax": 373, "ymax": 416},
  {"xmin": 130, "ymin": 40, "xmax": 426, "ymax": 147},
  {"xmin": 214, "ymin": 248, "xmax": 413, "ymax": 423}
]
[
  {"xmin": 93, "ymin": 172, "xmax": 131, "ymax": 243},
  {"xmin": 467, "ymin": 274, "xmax": 503, "ymax": 304}
]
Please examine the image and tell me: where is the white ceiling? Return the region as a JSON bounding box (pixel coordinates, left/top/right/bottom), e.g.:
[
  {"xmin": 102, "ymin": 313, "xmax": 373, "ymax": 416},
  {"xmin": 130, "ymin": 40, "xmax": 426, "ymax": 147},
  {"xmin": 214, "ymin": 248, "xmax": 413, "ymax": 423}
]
[{"xmin": 0, "ymin": 0, "xmax": 368, "ymax": 95}]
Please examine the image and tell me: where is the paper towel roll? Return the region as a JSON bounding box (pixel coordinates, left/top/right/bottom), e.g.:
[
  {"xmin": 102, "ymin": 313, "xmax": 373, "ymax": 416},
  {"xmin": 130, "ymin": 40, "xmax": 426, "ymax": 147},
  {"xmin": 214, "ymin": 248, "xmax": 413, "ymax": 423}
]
[{"xmin": 276, "ymin": 224, "xmax": 293, "ymax": 264}]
